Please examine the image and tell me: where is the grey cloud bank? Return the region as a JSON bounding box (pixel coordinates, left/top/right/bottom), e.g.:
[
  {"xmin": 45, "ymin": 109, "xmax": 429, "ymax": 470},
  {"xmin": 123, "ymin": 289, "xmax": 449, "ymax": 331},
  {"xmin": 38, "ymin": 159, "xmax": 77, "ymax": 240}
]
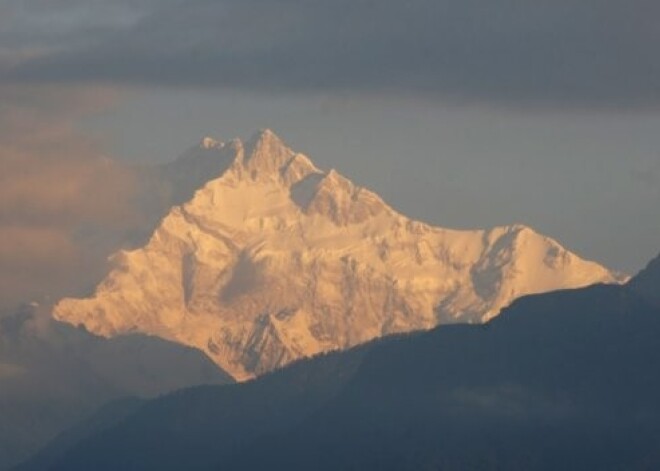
[{"xmin": 2, "ymin": 0, "xmax": 660, "ymax": 108}]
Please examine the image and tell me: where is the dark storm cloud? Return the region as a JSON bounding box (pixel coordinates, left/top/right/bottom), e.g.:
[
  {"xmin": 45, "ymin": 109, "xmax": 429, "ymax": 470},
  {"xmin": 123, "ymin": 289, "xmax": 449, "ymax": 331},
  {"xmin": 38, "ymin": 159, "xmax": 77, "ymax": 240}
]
[{"xmin": 2, "ymin": 0, "xmax": 660, "ymax": 107}]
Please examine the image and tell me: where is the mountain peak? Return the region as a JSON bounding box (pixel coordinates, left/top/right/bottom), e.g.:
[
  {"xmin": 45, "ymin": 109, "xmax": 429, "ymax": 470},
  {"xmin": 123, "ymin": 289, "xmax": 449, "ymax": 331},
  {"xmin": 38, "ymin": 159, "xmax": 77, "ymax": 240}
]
[
  {"xmin": 245, "ymin": 128, "xmax": 288, "ymax": 155},
  {"xmin": 280, "ymin": 153, "xmax": 321, "ymax": 186},
  {"xmin": 242, "ymin": 128, "xmax": 297, "ymax": 176},
  {"xmin": 251, "ymin": 127, "xmax": 278, "ymax": 141},
  {"xmin": 200, "ymin": 136, "xmax": 223, "ymax": 149},
  {"xmin": 299, "ymin": 169, "xmax": 391, "ymax": 225}
]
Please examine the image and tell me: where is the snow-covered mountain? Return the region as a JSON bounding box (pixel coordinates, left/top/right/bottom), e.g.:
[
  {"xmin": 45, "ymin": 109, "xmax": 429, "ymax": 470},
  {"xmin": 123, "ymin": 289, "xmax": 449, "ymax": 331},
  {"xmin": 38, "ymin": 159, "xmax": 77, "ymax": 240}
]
[{"xmin": 54, "ymin": 129, "xmax": 624, "ymax": 380}]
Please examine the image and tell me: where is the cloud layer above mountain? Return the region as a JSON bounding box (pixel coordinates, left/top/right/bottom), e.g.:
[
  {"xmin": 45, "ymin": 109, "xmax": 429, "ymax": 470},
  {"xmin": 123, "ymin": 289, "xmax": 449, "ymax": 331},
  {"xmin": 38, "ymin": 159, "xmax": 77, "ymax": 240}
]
[{"xmin": 1, "ymin": 0, "xmax": 659, "ymax": 109}]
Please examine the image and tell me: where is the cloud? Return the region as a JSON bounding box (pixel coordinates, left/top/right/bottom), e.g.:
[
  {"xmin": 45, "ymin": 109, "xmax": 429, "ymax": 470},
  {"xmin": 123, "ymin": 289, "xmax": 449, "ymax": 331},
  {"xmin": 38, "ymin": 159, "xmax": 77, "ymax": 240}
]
[
  {"xmin": 0, "ymin": 84, "xmax": 142, "ymax": 309},
  {"xmin": 1, "ymin": 0, "xmax": 659, "ymax": 108}
]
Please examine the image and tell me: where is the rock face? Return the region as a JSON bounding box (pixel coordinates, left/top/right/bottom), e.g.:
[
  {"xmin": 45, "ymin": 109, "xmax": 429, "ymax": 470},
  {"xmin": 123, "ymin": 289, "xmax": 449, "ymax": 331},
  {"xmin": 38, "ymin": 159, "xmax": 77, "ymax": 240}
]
[{"xmin": 54, "ymin": 130, "xmax": 623, "ymax": 380}]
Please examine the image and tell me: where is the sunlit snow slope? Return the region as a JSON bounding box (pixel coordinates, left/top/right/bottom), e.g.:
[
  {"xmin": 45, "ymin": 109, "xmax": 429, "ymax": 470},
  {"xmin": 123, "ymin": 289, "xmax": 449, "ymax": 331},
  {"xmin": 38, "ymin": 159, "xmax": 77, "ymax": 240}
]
[{"xmin": 54, "ymin": 130, "xmax": 623, "ymax": 380}]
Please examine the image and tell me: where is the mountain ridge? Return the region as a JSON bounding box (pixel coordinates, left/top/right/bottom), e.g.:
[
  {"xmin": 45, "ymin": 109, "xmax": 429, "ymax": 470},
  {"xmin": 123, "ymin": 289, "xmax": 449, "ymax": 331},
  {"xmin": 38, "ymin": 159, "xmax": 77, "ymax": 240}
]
[
  {"xmin": 629, "ymin": 252, "xmax": 660, "ymax": 307},
  {"xmin": 25, "ymin": 256, "xmax": 660, "ymax": 471}
]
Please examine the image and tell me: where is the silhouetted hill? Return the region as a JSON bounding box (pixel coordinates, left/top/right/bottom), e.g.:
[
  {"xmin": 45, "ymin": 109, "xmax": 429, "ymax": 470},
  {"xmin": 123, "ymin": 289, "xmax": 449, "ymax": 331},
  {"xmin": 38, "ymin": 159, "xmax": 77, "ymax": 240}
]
[
  {"xmin": 0, "ymin": 305, "xmax": 231, "ymax": 470},
  {"xmin": 13, "ymin": 398, "xmax": 145, "ymax": 471},
  {"xmin": 23, "ymin": 257, "xmax": 660, "ymax": 470},
  {"xmin": 629, "ymin": 252, "xmax": 660, "ymax": 307}
]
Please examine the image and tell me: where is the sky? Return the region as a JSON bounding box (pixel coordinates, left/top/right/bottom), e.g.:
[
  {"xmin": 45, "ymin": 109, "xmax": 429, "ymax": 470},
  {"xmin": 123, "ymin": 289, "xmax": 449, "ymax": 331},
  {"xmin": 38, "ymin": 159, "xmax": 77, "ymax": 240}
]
[{"xmin": 0, "ymin": 0, "xmax": 659, "ymax": 307}]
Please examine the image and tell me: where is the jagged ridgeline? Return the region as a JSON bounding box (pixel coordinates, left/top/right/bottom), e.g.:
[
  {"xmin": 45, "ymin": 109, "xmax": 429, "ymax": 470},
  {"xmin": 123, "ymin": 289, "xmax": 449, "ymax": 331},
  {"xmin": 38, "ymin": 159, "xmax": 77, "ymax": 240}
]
[{"xmin": 54, "ymin": 130, "xmax": 623, "ymax": 380}]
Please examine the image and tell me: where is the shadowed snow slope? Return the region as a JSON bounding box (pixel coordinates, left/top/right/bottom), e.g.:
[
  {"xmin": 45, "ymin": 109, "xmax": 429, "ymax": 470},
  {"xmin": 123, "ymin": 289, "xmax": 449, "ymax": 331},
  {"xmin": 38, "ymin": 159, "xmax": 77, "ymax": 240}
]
[{"xmin": 54, "ymin": 129, "xmax": 623, "ymax": 380}]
